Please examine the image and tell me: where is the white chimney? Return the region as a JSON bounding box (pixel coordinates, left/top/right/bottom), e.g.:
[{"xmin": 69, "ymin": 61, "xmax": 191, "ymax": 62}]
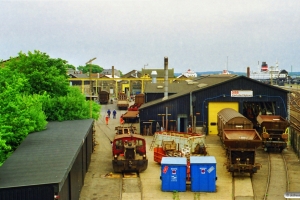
[{"xmin": 151, "ymin": 71, "xmax": 157, "ymax": 83}]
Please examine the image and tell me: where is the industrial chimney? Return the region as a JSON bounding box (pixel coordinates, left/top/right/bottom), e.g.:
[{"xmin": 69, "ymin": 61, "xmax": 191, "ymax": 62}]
[
  {"xmin": 247, "ymin": 67, "xmax": 250, "ymax": 78},
  {"xmin": 162, "ymin": 57, "xmax": 168, "ymax": 100}
]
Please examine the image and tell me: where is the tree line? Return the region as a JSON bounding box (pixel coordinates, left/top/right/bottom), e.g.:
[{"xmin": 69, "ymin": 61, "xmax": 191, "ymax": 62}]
[{"xmin": 0, "ymin": 50, "xmax": 101, "ymax": 166}]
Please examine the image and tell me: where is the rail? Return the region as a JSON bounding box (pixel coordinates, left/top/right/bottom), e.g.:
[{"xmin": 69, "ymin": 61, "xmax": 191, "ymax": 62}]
[{"xmin": 262, "ymin": 153, "xmax": 289, "ymax": 200}]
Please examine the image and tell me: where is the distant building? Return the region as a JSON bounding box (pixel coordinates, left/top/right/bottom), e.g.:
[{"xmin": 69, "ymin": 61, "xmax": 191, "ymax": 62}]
[{"xmin": 177, "ymin": 69, "xmax": 197, "ymax": 78}]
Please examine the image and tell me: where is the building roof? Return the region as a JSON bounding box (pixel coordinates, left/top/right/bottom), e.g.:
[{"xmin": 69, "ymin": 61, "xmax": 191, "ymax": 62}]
[
  {"xmin": 144, "ymin": 74, "xmax": 238, "ymax": 94},
  {"xmin": 141, "ymin": 68, "xmax": 174, "ymax": 78},
  {"xmin": 140, "ymin": 74, "xmax": 289, "ymax": 109},
  {"xmin": 67, "ymin": 69, "xmax": 89, "ymax": 78},
  {"xmin": 122, "ymin": 70, "xmax": 142, "ymax": 78},
  {"xmin": 101, "ymin": 69, "xmax": 121, "ymax": 77},
  {"xmin": 0, "ymin": 119, "xmax": 93, "ymax": 189}
]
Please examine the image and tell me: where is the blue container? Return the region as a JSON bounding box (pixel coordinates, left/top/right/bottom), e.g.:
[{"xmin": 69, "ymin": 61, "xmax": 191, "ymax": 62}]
[
  {"xmin": 161, "ymin": 157, "xmax": 187, "ymax": 192},
  {"xmin": 190, "ymin": 156, "xmax": 217, "ymax": 192}
]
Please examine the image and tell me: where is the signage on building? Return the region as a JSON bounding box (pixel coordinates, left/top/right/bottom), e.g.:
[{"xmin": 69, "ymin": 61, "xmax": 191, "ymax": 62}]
[{"xmin": 231, "ymin": 90, "xmax": 253, "ymax": 97}]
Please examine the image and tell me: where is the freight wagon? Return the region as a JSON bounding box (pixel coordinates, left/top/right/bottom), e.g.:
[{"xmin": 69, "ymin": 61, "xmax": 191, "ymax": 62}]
[
  {"xmin": 151, "ymin": 131, "xmax": 207, "ymax": 164},
  {"xmin": 217, "ymin": 108, "xmax": 253, "ymax": 143},
  {"xmin": 256, "ymin": 115, "xmax": 289, "ymax": 152},
  {"xmin": 223, "ymin": 129, "xmax": 262, "ymax": 177},
  {"xmin": 117, "ymin": 92, "xmax": 129, "ymax": 110},
  {"xmin": 98, "ymin": 91, "xmax": 110, "ymax": 104},
  {"xmin": 128, "ymin": 94, "xmax": 144, "ymax": 111}
]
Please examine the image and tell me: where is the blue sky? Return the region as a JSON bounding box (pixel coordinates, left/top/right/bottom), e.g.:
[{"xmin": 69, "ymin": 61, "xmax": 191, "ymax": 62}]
[{"xmin": 1, "ymin": 0, "xmax": 300, "ymax": 73}]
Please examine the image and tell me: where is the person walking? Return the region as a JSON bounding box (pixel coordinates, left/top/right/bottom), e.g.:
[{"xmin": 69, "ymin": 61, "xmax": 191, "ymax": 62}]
[
  {"xmin": 113, "ymin": 110, "xmax": 117, "ymax": 119},
  {"xmin": 105, "ymin": 115, "xmax": 109, "ymax": 125},
  {"xmin": 107, "ymin": 109, "xmax": 111, "ymax": 118},
  {"xmin": 120, "ymin": 114, "xmax": 124, "ymax": 125}
]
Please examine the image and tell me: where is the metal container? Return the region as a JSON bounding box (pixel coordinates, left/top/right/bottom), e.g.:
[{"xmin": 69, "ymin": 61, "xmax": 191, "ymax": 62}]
[
  {"xmin": 161, "ymin": 157, "xmax": 187, "ymax": 192},
  {"xmin": 190, "ymin": 156, "xmax": 217, "ymax": 192}
]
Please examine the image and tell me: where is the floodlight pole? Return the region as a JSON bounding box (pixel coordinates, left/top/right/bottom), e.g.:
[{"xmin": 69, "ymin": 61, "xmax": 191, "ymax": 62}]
[{"xmin": 86, "ymin": 57, "xmax": 97, "ymax": 118}]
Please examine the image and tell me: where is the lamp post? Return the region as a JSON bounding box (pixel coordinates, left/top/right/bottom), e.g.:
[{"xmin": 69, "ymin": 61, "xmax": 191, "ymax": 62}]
[{"xmin": 86, "ymin": 57, "xmax": 97, "ymax": 118}]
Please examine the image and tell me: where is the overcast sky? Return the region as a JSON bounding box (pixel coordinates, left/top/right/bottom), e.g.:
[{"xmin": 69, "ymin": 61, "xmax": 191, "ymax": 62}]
[{"xmin": 1, "ymin": 0, "xmax": 300, "ymax": 73}]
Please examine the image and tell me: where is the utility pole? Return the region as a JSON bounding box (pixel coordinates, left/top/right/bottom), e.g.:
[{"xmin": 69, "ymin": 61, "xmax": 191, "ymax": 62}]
[{"xmin": 86, "ymin": 57, "xmax": 97, "ymax": 118}]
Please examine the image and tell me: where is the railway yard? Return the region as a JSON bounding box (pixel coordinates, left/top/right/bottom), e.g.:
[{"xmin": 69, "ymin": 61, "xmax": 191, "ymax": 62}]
[{"xmin": 79, "ymin": 87, "xmax": 300, "ymax": 200}]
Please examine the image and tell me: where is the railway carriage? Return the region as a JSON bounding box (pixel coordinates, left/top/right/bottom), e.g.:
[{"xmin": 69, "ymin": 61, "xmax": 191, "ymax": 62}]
[{"xmin": 256, "ymin": 115, "xmax": 289, "ymax": 152}]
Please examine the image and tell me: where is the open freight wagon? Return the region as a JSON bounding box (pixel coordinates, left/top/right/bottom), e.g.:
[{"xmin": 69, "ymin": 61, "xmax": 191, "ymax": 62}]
[
  {"xmin": 256, "ymin": 115, "xmax": 289, "ymax": 152},
  {"xmin": 223, "ymin": 129, "xmax": 262, "ymax": 177},
  {"xmin": 151, "ymin": 131, "xmax": 207, "ymax": 164}
]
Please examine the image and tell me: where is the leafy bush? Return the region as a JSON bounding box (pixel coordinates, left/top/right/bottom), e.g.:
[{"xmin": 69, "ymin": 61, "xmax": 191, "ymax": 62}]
[
  {"xmin": 0, "ymin": 51, "xmax": 100, "ymax": 166},
  {"xmin": 42, "ymin": 87, "xmax": 100, "ymax": 121}
]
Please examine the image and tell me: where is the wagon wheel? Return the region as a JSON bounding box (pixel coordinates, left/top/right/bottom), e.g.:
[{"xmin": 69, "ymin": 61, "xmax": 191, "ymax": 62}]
[{"xmin": 279, "ymin": 147, "xmax": 283, "ymax": 153}]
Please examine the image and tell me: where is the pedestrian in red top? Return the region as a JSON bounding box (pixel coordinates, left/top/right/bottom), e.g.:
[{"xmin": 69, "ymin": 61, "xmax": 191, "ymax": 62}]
[
  {"xmin": 105, "ymin": 115, "xmax": 109, "ymax": 125},
  {"xmin": 120, "ymin": 114, "xmax": 124, "ymax": 125}
]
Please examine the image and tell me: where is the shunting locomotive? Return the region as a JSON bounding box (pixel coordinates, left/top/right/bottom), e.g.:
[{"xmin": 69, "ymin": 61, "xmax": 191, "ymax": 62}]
[{"xmin": 112, "ymin": 126, "xmax": 148, "ymax": 173}]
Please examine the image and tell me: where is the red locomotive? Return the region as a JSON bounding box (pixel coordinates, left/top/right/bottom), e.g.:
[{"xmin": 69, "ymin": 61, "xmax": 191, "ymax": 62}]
[{"xmin": 112, "ymin": 126, "xmax": 148, "ymax": 173}]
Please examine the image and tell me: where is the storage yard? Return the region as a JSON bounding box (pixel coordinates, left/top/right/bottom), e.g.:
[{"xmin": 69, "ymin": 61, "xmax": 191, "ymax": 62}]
[{"xmin": 79, "ymin": 100, "xmax": 300, "ymax": 200}]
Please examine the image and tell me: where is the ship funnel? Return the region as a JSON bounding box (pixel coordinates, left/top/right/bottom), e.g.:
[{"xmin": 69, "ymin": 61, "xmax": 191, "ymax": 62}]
[{"xmin": 261, "ymin": 62, "xmax": 268, "ymax": 72}]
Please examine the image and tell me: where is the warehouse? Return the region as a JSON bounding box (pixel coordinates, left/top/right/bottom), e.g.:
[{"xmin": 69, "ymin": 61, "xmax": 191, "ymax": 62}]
[
  {"xmin": 139, "ymin": 75, "xmax": 289, "ymax": 135},
  {"xmin": 0, "ymin": 119, "xmax": 94, "ymax": 200}
]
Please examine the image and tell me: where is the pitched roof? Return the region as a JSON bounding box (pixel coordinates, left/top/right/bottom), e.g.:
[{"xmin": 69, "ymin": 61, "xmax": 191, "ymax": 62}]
[
  {"xmin": 141, "ymin": 68, "xmax": 174, "ymax": 78},
  {"xmin": 140, "ymin": 74, "xmax": 289, "ymax": 109},
  {"xmin": 101, "ymin": 69, "xmax": 121, "ymax": 77},
  {"xmin": 144, "ymin": 74, "xmax": 238, "ymax": 94},
  {"xmin": 0, "ymin": 119, "xmax": 93, "ymax": 189},
  {"xmin": 122, "ymin": 70, "xmax": 142, "ymax": 78}
]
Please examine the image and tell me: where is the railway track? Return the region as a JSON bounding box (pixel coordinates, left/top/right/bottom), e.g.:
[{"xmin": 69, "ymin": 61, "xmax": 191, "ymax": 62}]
[
  {"xmin": 251, "ymin": 148, "xmax": 291, "ymax": 200},
  {"xmin": 263, "ymin": 152, "xmax": 289, "ymax": 200},
  {"xmin": 121, "ymin": 172, "xmax": 142, "ymax": 200}
]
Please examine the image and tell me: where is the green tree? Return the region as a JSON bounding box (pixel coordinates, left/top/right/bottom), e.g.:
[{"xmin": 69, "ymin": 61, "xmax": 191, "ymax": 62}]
[
  {"xmin": 41, "ymin": 87, "xmax": 100, "ymax": 121},
  {"xmin": 77, "ymin": 64, "xmax": 103, "ymax": 74},
  {"xmin": 5, "ymin": 50, "xmax": 70, "ymax": 97},
  {"xmin": 0, "ymin": 51, "xmax": 101, "ymax": 165},
  {"xmin": 66, "ymin": 64, "xmax": 76, "ymax": 70},
  {"xmin": 0, "ymin": 67, "xmax": 47, "ymax": 165}
]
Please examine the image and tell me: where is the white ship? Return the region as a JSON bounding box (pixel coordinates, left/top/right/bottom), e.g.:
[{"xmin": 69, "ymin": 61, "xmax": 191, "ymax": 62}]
[
  {"xmin": 220, "ymin": 69, "xmax": 231, "ymax": 75},
  {"xmin": 249, "ymin": 61, "xmax": 288, "ymax": 81}
]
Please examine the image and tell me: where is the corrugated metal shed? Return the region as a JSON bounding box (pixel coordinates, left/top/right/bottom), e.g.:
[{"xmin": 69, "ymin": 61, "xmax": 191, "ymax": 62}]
[
  {"xmin": 139, "ymin": 75, "xmax": 289, "ymax": 135},
  {"xmin": 0, "ymin": 119, "xmax": 93, "ymax": 199}
]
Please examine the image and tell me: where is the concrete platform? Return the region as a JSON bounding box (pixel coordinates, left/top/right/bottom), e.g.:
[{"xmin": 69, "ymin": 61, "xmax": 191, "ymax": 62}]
[{"xmin": 141, "ymin": 134, "xmax": 234, "ymax": 200}]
